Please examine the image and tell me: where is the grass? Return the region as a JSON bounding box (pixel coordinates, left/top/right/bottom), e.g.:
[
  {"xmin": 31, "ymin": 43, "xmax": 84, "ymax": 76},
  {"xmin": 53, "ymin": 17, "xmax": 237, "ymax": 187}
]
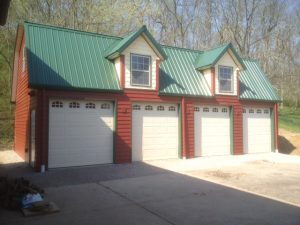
[{"xmin": 279, "ymin": 107, "xmax": 300, "ymax": 133}]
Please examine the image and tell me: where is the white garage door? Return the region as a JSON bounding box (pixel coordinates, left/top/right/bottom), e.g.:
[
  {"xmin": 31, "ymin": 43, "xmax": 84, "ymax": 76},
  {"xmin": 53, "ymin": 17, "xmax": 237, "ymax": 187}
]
[
  {"xmin": 132, "ymin": 103, "xmax": 179, "ymax": 161},
  {"xmin": 194, "ymin": 106, "xmax": 231, "ymax": 156},
  {"xmin": 48, "ymin": 99, "xmax": 114, "ymax": 168},
  {"xmin": 243, "ymin": 107, "xmax": 271, "ymax": 153}
]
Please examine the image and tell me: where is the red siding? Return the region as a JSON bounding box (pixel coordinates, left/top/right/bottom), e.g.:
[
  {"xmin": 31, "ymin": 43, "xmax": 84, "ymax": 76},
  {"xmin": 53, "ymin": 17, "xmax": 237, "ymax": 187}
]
[
  {"xmin": 14, "ymin": 36, "xmax": 30, "ymax": 160},
  {"xmin": 185, "ymin": 98, "xmax": 195, "ymax": 158}
]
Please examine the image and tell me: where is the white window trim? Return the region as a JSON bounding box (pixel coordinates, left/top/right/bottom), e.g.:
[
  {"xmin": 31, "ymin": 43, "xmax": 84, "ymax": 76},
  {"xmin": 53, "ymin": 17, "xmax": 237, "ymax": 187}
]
[
  {"xmin": 218, "ymin": 65, "xmax": 233, "ymax": 93},
  {"xmin": 130, "ymin": 53, "xmax": 151, "ymax": 87},
  {"xmin": 22, "ymin": 46, "xmax": 26, "ymax": 73}
]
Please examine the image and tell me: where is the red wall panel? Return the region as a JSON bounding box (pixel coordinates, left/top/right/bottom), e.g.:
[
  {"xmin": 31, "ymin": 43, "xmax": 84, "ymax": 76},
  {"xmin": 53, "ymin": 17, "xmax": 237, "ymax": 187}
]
[{"xmin": 14, "ymin": 36, "xmax": 30, "ymax": 160}]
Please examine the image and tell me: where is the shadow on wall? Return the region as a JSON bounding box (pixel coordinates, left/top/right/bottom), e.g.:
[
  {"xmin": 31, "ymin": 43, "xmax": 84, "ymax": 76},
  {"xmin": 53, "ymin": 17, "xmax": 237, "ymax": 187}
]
[{"xmin": 279, "ymin": 135, "xmax": 296, "ymax": 154}]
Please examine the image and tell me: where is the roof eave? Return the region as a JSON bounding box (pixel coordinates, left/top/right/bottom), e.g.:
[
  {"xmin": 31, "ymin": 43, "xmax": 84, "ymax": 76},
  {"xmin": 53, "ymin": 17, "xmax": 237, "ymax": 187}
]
[{"xmin": 239, "ymin": 97, "xmax": 281, "ymax": 102}]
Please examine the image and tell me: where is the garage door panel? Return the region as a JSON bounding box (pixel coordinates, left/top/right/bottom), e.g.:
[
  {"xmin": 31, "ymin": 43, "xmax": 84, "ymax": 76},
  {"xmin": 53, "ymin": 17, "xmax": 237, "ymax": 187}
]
[
  {"xmin": 132, "ymin": 103, "xmax": 178, "ymax": 161},
  {"xmin": 243, "ymin": 107, "xmax": 271, "ymax": 153},
  {"xmin": 195, "ymin": 106, "xmax": 230, "ymax": 157},
  {"xmin": 48, "ymin": 99, "xmax": 114, "ymax": 168}
]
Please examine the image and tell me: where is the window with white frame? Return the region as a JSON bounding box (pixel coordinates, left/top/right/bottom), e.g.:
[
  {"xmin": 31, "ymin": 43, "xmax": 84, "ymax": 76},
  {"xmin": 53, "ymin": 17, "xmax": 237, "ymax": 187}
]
[
  {"xmin": 218, "ymin": 66, "xmax": 233, "ymax": 93},
  {"xmin": 131, "ymin": 54, "xmax": 151, "ymax": 86}
]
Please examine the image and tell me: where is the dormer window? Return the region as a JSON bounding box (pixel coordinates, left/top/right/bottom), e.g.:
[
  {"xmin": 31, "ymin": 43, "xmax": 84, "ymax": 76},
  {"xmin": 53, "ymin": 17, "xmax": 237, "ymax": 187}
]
[
  {"xmin": 218, "ymin": 66, "xmax": 233, "ymax": 93},
  {"xmin": 131, "ymin": 54, "xmax": 151, "ymax": 86}
]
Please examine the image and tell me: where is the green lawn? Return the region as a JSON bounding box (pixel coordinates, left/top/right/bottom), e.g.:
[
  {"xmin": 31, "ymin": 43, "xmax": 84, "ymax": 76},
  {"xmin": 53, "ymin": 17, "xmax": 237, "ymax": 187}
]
[{"xmin": 279, "ymin": 107, "xmax": 300, "ymax": 133}]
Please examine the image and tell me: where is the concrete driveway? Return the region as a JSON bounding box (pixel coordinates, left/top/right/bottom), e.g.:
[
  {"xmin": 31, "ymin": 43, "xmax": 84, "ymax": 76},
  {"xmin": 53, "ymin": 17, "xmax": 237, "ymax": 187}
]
[{"xmin": 1, "ymin": 153, "xmax": 300, "ymax": 225}]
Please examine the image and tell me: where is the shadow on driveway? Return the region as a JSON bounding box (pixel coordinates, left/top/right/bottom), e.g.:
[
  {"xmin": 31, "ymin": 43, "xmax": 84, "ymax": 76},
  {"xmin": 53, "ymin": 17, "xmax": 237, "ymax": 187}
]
[{"xmin": 0, "ymin": 162, "xmax": 300, "ymax": 225}]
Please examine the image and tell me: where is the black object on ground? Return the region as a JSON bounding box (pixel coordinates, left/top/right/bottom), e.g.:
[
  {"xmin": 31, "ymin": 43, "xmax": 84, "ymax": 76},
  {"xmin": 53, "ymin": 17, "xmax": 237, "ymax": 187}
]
[{"xmin": 0, "ymin": 176, "xmax": 44, "ymax": 210}]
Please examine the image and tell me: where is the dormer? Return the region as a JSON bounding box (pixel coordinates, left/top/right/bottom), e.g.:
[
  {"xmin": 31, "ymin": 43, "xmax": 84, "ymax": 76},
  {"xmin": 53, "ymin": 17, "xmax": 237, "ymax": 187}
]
[
  {"xmin": 105, "ymin": 26, "xmax": 167, "ymax": 91},
  {"xmin": 194, "ymin": 43, "xmax": 245, "ymax": 96}
]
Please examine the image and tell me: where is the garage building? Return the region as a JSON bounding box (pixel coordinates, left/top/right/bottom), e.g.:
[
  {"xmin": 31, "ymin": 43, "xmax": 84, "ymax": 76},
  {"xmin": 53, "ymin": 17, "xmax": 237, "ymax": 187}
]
[{"xmin": 11, "ymin": 22, "xmax": 280, "ymax": 171}]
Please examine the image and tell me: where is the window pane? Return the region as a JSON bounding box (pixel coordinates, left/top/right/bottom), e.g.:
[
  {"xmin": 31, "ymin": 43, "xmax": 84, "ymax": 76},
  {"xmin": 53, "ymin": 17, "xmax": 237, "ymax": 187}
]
[
  {"xmin": 220, "ymin": 80, "xmax": 231, "ymax": 91},
  {"xmin": 132, "ymin": 71, "xmax": 149, "ymax": 85},
  {"xmin": 144, "ymin": 57, "xmax": 149, "ymax": 64},
  {"xmin": 132, "ymin": 62, "xmax": 138, "ymax": 70},
  {"xmin": 132, "ymin": 56, "xmax": 138, "ymax": 63},
  {"xmin": 138, "ymin": 57, "xmax": 143, "ymax": 64}
]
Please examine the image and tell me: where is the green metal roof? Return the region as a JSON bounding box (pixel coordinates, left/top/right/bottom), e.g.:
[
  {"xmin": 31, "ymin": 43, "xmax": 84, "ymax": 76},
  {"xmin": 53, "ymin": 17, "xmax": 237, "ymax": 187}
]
[
  {"xmin": 240, "ymin": 59, "xmax": 280, "ymax": 101},
  {"xmin": 194, "ymin": 43, "xmax": 245, "ymax": 70},
  {"xmin": 105, "ymin": 25, "xmax": 167, "ymax": 60},
  {"xmin": 159, "ymin": 46, "xmax": 212, "ymax": 97},
  {"xmin": 23, "ymin": 22, "xmax": 279, "ymax": 101},
  {"xmin": 24, "ymin": 21, "xmax": 121, "ymax": 91}
]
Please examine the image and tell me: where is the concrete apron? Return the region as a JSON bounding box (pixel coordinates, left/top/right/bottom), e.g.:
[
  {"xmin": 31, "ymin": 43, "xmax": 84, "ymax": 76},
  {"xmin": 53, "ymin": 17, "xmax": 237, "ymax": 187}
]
[{"xmin": 145, "ymin": 152, "xmax": 300, "ymax": 207}]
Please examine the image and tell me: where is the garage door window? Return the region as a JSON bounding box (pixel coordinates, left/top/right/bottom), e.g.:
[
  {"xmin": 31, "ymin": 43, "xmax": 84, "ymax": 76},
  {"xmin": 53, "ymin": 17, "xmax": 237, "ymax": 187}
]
[
  {"xmin": 212, "ymin": 107, "xmax": 218, "ymax": 112},
  {"xmin": 169, "ymin": 106, "xmax": 176, "ymax": 111},
  {"xmin": 101, "ymin": 103, "xmax": 110, "ymax": 109},
  {"xmin": 249, "ymin": 109, "xmax": 254, "ymax": 113},
  {"xmin": 69, "ymin": 102, "xmax": 80, "ymax": 108},
  {"xmin": 203, "ymin": 107, "xmax": 209, "ymax": 112},
  {"xmin": 222, "ymin": 108, "xmax": 228, "ymax": 113},
  {"xmin": 132, "ymin": 105, "xmax": 141, "ymax": 110},
  {"xmin": 264, "ymin": 109, "xmax": 269, "ymax": 114},
  {"xmin": 86, "ymin": 103, "xmax": 95, "ymax": 109},
  {"xmin": 257, "ymin": 109, "xmax": 262, "ymax": 114},
  {"xmin": 157, "ymin": 106, "xmax": 164, "ymax": 111},
  {"xmin": 145, "ymin": 105, "xmax": 153, "ymax": 111},
  {"xmin": 52, "ymin": 101, "xmax": 63, "ymax": 108},
  {"xmin": 243, "ymin": 108, "xmax": 246, "ymax": 113},
  {"xmin": 194, "ymin": 107, "xmax": 200, "ymax": 112}
]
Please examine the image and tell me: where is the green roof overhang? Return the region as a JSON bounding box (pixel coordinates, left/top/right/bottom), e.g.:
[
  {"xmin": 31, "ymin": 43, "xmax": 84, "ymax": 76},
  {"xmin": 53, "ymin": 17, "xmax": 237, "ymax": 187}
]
[
  {"xmin": 194, "ymin": 43, "xmax": 246, "ymax": 71},
  {"xmin": 105, "ymin": 25, "xmax": 167, "ymax": 60}
]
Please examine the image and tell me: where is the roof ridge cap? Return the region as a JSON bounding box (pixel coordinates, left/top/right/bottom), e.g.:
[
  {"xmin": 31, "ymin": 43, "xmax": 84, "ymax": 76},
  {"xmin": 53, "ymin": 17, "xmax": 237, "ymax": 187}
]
[
  {"xmin": 24, "ymin": 21, "xmax": 122, "ymax": 40},
  {"xmin": 161, "ymin": 44, "xmax": 203, "ymax": 53},
  {"xmin": 201, "ymin": 42, "xmax": 231, "ymax": 52}
]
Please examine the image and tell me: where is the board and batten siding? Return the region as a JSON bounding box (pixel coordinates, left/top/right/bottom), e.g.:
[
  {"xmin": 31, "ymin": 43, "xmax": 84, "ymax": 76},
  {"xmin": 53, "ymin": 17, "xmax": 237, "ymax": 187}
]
[
  {"xmin": 14, "ymin": 36, "xmax": 30, "ymax": 160},
  {"xmin": 215, "ymin": 51, "xmax": 239, "ymax": 96},
  {"xmin": 122, "ymin": 36, "xmax": 159, "ymax": 90},
  {"xmin": 203, "ymin": 69, "xmax": 212, "ymax": 91},
  {"xmin": 114, "ymin": 57, "xmax": 121, "ymax": 81}
]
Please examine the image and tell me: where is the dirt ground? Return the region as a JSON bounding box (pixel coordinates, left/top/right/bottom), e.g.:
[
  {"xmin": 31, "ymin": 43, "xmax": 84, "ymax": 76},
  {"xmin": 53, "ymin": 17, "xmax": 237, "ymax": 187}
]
[
  {"xmin": 186, "ymin": 159, "xmax": 300, "ymax": 206},
  {"xmin": 0, "ymin": 150, "xmax": 23, "ymax": 164},
  {"xmin": 279, "ymin": 129, "xmax": 300, "ymax": 156}
]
